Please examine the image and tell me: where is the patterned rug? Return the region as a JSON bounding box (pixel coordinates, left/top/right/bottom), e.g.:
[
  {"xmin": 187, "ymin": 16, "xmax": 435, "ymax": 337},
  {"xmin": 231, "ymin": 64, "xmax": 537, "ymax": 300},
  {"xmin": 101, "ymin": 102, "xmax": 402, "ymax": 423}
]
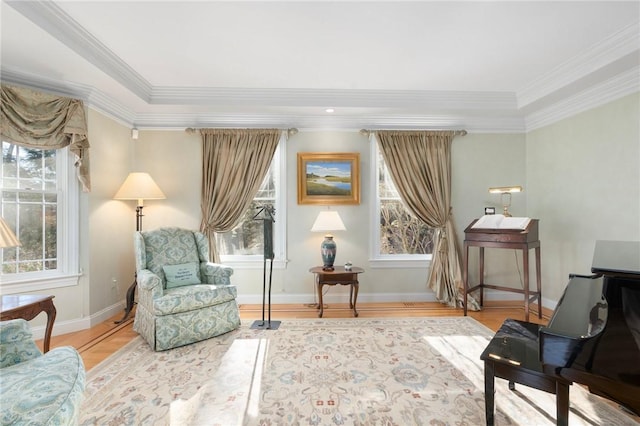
[{"xmin": 80, "ymin": 317, "xmax": 638, "ymax": 425}]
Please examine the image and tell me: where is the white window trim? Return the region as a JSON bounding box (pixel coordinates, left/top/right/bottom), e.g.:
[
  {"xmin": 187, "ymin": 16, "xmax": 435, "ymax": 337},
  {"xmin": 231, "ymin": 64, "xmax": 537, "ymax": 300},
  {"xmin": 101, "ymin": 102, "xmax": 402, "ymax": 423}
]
[
  {"xmin": 220, "ymin": 133, "xmax": 288, "ymax": 270},
  {"xmin": 368, "ymin": 135, "xmax": 432, "ymax": 269},
  {"xmin": 1, "ymin": 147, "xmax": 81, "ymax": 291}
]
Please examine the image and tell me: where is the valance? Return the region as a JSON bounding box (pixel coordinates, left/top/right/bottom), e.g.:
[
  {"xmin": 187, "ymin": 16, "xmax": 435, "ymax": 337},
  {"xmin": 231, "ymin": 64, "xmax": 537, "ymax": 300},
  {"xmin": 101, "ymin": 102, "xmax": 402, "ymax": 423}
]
[{"xmin": 1, "ymin": 84, "xmax": 91, "ymax": 192}]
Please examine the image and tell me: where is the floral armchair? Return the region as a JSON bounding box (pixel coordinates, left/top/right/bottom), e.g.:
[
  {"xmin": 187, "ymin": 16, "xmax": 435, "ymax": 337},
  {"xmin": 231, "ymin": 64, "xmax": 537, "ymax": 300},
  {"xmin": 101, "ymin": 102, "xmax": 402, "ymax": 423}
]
[
  {"xmin": 0, "ymin": 319, "xmax": 85, "ymax": 425},
  {"xmin": 133, "ymin": 227, "xmax": 241, "ymax": 351}
]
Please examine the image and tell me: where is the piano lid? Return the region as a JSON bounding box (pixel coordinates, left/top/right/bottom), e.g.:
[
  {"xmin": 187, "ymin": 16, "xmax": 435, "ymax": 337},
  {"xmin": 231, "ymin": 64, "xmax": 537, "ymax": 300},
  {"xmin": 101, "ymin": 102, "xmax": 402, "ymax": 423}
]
[{"xmin": 592, "ymin": 240, "xmax": 640, "ymax": 276}]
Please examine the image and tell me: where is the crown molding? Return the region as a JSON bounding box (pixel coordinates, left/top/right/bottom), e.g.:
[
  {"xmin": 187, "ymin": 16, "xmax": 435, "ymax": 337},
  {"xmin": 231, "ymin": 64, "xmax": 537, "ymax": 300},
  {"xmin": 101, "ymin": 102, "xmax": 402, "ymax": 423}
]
[
  {"xmin": 5, "ymin": 0, "xmax": 152, "ymax": 101},
  {"xmin": 525, "ymin": 66, "xmax": 640, "ymax": 131},
  {"xmin": 517, "ymin": 22, "xmax": 640, "ymax": 109}
]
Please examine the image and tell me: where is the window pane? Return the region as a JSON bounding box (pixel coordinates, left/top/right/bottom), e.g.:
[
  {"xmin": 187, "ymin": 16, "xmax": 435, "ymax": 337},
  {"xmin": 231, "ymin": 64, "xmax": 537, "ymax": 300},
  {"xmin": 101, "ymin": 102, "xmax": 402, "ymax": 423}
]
[
  {"xmin": 377, "ymin": 146, "xmax": 433, "ymax": 256},
  {"xmin": 1, "ymin": 142, "xmax": 59, "ymax": 276}
]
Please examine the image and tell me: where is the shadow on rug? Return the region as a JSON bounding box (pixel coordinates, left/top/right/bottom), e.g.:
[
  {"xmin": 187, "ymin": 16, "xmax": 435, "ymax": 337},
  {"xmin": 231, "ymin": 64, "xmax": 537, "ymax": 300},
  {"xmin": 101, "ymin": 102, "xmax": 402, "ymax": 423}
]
[{"xmin": 80, "ymin": 317, "xmax": 638, "ymax": 425}]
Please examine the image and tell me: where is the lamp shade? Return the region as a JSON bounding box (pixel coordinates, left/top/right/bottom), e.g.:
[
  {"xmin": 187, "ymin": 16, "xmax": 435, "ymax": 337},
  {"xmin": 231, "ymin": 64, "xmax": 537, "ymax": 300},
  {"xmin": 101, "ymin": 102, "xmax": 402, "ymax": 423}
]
[
  {"xmin": 0, "ymin": 217, "xmax": 21, "ymax": 248},
  {"xmin": 489, "ymin": 186, "xmax": 523, "ymax": 194},
  {"xmin": 310, "ymin": 211, "xmax": 346, "ymax": 233},
  {"xmin": 114, "ymin": 172, "xmax": 166, "ymax": 206}
]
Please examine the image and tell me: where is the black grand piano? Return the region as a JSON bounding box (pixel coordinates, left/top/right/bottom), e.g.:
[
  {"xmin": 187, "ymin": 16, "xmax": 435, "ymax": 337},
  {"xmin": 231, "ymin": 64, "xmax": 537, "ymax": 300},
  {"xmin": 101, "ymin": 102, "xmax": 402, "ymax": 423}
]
[{"xmin": 539, "ymin": 240, "xmax": 640, "ymax": 416}]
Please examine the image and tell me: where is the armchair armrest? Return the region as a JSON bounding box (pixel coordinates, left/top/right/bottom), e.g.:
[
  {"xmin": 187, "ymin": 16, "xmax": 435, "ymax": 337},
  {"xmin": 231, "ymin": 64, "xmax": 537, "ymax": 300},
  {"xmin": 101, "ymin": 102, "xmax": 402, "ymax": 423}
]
[
  {"xmin": 136, "ymin": 269, "xmax": 164, "ymax": 308},
  {"xmin": 201, "ymin": 263, "xmax": 234, "ymax": 285},
  {"xmin": 0, "ymin": 319, "xmax": 42, "ymax": 368}
]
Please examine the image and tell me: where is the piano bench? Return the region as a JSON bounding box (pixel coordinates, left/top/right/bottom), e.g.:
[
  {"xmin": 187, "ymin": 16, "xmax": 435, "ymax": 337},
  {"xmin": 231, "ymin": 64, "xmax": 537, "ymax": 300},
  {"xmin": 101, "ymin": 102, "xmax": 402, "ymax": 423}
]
[{"xmin": 481, "ymin": 319, "xmax": 572, "ymax": 426}]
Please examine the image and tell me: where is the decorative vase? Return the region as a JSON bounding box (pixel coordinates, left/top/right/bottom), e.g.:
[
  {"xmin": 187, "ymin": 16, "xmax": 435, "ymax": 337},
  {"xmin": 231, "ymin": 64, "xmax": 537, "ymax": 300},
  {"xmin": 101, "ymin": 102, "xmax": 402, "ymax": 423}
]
[{"xmin": 321, "ymin": 235, "xmax": 337, "ymax": 271}]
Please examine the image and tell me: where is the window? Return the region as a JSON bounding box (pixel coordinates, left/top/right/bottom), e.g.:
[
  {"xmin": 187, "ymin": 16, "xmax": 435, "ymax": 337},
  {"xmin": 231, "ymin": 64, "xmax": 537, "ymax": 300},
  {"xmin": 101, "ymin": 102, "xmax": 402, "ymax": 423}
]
[
  {"xmin": 370, "ymin": 139, "xmax": 434, "ymax": 267},
  {"xmin": 1, "ymin": 141, "xmax": 79, "ymax": 290},
  {"xmin": 215, "ymin": 139, "xmax": 286, "ymax": 268}
]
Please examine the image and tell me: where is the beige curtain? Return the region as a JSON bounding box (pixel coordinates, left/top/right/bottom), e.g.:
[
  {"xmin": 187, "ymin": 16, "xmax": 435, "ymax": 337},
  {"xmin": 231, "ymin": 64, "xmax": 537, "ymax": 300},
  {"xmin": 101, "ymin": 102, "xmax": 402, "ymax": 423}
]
[
  {"xmin": 200, "ymin": 128, "xmax": 280, "ymax": 262},
  {"xmin": 1, "ymin": 84, "xmax": 91, "ymax": 192},
  {"xmin": 376, "ymin": 130, "xmax": 478, "ymax": 310}
]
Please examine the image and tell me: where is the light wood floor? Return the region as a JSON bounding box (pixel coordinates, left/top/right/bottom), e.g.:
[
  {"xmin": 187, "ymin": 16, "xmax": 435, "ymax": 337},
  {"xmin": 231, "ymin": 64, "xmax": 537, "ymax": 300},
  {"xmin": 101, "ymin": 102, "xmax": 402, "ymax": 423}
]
[{"xmin": 39, "ymin": 301, "xmax": 550, "ymax": 371}]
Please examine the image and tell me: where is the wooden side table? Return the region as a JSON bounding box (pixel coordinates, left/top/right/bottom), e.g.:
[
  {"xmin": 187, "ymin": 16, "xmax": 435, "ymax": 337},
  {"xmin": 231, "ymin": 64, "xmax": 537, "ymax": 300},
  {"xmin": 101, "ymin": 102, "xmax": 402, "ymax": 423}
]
[
  {"xmin": 309, "ymin": 266, "xmax": 364, "ymax": 318},
  {"xmin": 0, "ymin": 294, "xmax": 56, "ymax": 352}
]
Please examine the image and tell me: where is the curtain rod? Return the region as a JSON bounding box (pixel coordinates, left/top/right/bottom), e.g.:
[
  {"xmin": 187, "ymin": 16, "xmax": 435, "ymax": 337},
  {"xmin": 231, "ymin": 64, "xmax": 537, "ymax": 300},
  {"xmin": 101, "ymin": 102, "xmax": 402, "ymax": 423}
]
[
  {"xmin": 185, "ymin": 127, "xmax": 298, "ymax": 137},
  {"xmin": 359, "ymin": 129, "xmax": 467, "ymax": 137}
]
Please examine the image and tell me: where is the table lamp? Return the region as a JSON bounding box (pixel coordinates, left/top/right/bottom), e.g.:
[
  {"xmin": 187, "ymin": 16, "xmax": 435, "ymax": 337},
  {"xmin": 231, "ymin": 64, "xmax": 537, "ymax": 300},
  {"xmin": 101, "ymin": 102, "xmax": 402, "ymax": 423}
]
[
  {"xmin": 489, "ymin": 186, "xmax": 522, "ymax": 217},
  {"xmin": 0, "ymin": 216, "xmax": 21, "ymax": 248},
  {"xmin": 311, "ymin": 210, "xmax": 346, "ymax": 271}
]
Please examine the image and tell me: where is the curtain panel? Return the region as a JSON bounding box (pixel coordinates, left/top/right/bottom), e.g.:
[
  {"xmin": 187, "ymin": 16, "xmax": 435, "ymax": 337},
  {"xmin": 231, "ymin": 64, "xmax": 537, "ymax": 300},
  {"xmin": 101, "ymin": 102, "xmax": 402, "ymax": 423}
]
[
  {"xmin": 200, "ymin": 128, "xmax": 280, "ymax": 262},
  {"xmin": 375, "ymin": 130, "xmax": 478, "ymax": 310},
  {"xmin": 1, "ymin": 84, "xmax": 91, "ymax": 192}
]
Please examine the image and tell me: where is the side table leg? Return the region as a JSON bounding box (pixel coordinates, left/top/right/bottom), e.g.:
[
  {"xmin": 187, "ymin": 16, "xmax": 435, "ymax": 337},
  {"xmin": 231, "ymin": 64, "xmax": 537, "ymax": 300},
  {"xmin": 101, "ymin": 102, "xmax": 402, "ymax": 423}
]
[
  {"xmin": 42, "ymin": 299, "xmax": 57, "ymax": 353},
  {"xmin": 523, "ymin": 248, "xmax": 530, "ymax": 322},
  {"xmin": 352, "ymin": 282, "xmax": 359, "ymax": 317},
  {"xmin": 484, "ymin": 361, "xmax": 496, "ymax": 426},
  {"xmin": 317, "ymin": 281, "xmax": 324, "ymax": 318},
  {"xmin": 536, "ymin": 245, "xmax": 542, "ymax": 319}
]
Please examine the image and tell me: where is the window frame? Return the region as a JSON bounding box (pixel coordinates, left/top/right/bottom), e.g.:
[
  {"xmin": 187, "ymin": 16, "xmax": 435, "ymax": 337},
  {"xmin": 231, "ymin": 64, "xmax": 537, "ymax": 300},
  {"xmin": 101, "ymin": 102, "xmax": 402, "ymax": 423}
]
[
  {"xmin": 218, "ymin": 135, "xmax": 287, "ymax": 270},
  {"xmin": 1, "ymin": 144, "xmax": 81, "ymax": 291},
  {"xmin": 369, "ymin": 137, "xmax": 432, "ymax": 269}
]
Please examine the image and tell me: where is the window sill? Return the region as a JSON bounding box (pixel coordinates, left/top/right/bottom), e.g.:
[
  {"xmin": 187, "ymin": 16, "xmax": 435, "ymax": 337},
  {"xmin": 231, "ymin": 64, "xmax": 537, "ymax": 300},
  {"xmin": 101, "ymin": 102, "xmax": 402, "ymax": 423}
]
[
  {"xmin": 0, "ymin": 273, "xmax": 81, "ymax": 294},
  {"xmin": 219, "ymin": 258, "xmax": 288, "ymax": 270},
  {"xmin": 369, "ymin": 258, "xmax": 432, "ymax": 269}
]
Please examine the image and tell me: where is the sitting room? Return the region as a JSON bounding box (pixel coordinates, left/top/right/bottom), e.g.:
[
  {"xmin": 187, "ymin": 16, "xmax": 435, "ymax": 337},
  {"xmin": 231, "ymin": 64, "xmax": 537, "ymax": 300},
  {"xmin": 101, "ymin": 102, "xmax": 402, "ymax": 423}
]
[{"xmin": 1, "ymin": 1, "xmax": 639, "ymax": 425}]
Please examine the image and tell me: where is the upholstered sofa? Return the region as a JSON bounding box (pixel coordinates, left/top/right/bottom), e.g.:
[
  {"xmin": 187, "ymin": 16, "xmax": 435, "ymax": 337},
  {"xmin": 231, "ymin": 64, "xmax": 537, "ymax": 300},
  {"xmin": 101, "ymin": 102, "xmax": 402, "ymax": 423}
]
[
  {"xmin": 0, "ymin": 318, "xmax": 85, "ymax": 425},
  {"xmin": 133, "ymin": 227, "xmax": 241, "ymax": 351}
]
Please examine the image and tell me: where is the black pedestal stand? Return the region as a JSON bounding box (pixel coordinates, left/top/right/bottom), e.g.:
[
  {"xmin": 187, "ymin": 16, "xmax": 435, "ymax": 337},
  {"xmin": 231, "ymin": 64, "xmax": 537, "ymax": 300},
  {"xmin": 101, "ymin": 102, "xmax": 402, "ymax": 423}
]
[
  {"xmin": 250, "ymin": 205, "xmax": 280, "ymax": 330},
  {"xmin": 250, "ymin": 257, "xmax": 280, "ymax": 330}
]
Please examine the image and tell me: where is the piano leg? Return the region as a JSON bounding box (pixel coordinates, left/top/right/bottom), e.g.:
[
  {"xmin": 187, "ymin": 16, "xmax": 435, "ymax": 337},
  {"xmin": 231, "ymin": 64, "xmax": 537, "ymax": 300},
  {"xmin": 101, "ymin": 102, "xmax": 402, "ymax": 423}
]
[
  {"xmin": 484, "ymin": 360, "xmax": 496, "ymax": 426},
  {"xmin": 556, "ymin": 381, "xmax": 570, "ymax": 426}
]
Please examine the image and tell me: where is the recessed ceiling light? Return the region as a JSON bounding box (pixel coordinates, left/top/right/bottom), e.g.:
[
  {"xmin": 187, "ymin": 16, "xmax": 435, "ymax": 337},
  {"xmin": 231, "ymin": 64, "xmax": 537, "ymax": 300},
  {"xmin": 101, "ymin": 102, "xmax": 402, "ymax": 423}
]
[{"xmin": 325, "ymin": 108, "xmax": 335, "ymax": 113}]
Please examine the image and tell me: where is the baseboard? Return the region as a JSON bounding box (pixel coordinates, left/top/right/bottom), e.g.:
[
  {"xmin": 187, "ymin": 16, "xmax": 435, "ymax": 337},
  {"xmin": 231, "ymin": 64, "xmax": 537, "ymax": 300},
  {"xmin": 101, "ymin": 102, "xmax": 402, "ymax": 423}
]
[{"xmin": 28, "ymin": 301, "xmax": 125, "ymax": 340}]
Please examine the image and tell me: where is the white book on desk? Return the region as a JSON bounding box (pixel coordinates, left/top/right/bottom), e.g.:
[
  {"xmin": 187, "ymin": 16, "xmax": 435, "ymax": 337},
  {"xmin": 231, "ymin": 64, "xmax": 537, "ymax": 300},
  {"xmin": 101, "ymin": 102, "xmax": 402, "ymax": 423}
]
[{"xmin": 471, "ymin": 214, "xmax": 531, "ymax": 230}]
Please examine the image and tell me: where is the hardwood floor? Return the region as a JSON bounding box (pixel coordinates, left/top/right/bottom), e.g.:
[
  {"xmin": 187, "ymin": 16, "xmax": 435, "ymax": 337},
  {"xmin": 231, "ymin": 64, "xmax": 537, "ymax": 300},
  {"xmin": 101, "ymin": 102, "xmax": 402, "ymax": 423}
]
[{"xmin": 40, "ymin": 301, "xmax": 550, "ymax": 371}]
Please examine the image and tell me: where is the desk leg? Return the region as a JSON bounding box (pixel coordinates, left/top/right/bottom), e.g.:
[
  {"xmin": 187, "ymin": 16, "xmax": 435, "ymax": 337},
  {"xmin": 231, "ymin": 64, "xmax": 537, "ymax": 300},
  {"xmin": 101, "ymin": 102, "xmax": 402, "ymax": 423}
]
[
  {"xmin": 523, "ymin": 248, "xmax": 530, "ymax": 322},
  {"xmin": 484, "ymin": 361, "xmax": 496, "ymax": 426},
  {"xmin": 42, "ymin": 299, "xmax": 57, "ymax": 353},
  {"xmin": 536, "ymin": 246, "xmax": 542, "ymax": 319},
  {"xmin": 479, "ymin": 247, "xmax": 485, "ymax": 307},
  {"xmin": 463, "ymin": 242, "xmax": 469, "ymax": 316},
  {"xmin": 352, "ymin": 282, "xmax": 359, "ymax": 317},
  {"xmin": 556, "ymin": 381, "xmax": 569, "ymax": 426}
]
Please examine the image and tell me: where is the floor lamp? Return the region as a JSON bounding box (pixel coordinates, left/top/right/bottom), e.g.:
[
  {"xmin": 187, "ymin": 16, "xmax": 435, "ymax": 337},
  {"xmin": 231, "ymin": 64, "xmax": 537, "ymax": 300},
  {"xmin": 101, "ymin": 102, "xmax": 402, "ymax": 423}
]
[{"xmin": 113, "ymin": 172, "xmax": 166, "ymax": 324}]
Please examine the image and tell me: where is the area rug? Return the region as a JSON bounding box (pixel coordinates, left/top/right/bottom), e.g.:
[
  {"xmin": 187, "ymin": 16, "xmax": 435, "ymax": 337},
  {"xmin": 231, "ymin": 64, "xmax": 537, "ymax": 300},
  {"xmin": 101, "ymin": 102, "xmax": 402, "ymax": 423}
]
[{"xmin": 80, "ymin": 317, "xmax": 638, "ymax": 425}]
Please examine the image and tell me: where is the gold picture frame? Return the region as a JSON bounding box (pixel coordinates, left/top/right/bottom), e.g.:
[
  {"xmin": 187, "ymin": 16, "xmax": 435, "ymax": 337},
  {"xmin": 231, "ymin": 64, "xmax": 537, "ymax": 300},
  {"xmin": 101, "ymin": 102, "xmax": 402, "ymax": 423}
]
[{"xmin": 297, "ymin": 152, "xmax": 360, "ymax": 205}]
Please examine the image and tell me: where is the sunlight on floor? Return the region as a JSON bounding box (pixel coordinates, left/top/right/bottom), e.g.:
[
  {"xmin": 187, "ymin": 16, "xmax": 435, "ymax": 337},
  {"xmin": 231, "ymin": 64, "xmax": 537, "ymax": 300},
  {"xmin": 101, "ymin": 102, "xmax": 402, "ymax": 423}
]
[
  {"xmin": 423, "ymin": 334, "xmax": 613, "ymax": 426},
  {"xmin": 169, "ymin": 338, "xmax": 267, "ymax": 425}
]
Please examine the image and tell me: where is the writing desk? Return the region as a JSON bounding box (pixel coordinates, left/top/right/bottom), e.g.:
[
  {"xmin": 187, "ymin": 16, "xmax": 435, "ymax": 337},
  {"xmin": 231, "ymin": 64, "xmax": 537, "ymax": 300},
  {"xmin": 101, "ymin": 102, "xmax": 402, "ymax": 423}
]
[{"xmin": 463, "ymin": 219, "xmax": 541, "ymax": 322}]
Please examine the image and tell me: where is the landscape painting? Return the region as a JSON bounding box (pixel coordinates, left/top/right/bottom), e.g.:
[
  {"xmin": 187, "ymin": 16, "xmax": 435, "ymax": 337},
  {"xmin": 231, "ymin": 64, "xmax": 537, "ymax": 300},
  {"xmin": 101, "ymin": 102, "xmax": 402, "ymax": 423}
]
[{"xmin": 297, "ymin": 152, "xmax": 360, "ymax": 205}]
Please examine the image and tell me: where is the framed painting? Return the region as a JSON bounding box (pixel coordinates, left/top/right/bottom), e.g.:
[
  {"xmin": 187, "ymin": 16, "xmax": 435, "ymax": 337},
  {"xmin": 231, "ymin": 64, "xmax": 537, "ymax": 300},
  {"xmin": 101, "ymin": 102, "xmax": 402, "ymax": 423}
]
[{"xmin": 297, "ymin": 152, "xmax": 360, "ymax": 205}]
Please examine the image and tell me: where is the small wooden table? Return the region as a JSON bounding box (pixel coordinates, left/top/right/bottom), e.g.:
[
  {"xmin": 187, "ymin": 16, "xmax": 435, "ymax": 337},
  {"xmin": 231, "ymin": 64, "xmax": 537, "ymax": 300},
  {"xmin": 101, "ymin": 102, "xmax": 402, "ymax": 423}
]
[
  {"xmin": 309, "ymin": 266, "xmax": 364, "ymax": 318},
  {"xmin": 481, "ymin": 319, "xmax": 571, "ymax": 426},
  {"xmin": 0, "ymin": 294, "xmax": 56, "ymax": 352}
]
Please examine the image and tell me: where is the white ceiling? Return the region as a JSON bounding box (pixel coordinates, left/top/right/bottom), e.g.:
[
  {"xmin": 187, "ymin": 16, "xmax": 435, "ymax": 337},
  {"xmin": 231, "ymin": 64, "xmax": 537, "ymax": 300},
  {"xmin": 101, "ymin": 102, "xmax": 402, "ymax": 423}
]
[{"xmin": 1, "ymin": 1, "xmax": 639, "ymax": 132}]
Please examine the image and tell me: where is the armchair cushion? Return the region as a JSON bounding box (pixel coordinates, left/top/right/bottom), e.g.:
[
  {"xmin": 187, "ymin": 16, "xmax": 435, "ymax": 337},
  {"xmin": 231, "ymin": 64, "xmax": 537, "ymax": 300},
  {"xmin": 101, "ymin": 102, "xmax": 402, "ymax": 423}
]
[{"xmin": 163, "ymin": 262, "xmax": 201, "ymax": 288}]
